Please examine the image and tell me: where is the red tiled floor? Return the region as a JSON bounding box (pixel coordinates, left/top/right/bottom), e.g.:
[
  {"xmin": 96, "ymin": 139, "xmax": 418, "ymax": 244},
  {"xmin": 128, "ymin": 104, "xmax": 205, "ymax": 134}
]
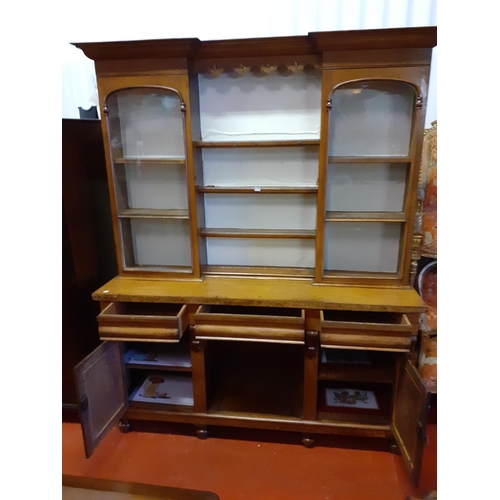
[{"xmin": 62, "ymin": 420, "xmax": 437, "ymax": 500}]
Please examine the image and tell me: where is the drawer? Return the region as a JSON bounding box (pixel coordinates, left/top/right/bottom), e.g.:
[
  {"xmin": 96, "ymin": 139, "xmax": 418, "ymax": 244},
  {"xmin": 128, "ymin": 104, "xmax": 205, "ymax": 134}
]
[
  {"xmin": 320, "ymin": 310, "xmax": 416, "ymax": 352},
  {"xmin": 194, "ymin": 305, "xmax": 305, "ymax": 344},
  {"xmin": 97, "ymin": 302, "xmax": 188, "ymax": 342}
]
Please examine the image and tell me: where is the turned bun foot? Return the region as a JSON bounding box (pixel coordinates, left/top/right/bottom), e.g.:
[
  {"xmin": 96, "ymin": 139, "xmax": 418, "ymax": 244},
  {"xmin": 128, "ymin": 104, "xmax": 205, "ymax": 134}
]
[
  {"xmin": 196, "ymin": 427, "xmax": 208, "ymax": 439},
  {"xmin": 302, "ymin": 436, "xmax": 315, "ymax": 448},
  {"xmin": 118, "ymin": 420, "xmax": 131, "ymax": 433}
]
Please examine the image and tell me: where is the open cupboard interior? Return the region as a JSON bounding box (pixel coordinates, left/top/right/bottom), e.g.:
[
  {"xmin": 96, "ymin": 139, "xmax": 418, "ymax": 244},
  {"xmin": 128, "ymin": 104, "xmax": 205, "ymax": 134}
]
[{"xmin": 72, "ymin": 26, "xmax": 436, "ymax": 487}]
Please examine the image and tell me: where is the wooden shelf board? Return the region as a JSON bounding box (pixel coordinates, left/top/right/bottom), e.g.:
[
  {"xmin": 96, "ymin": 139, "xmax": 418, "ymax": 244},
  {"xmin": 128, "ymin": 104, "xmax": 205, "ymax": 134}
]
[
  {"xmin": 119, "ymin": 208, "xmax": 190, "ymax": 219},
  {"xmin": 201, "ymin": 228, "xmax": 316, "ymax": 239},
  {"xmin": 194, "ymin": 140, "xmax": 320, "ymax": 148},
  {"xmin": 126, "ymin": 362, "xmax": 192, "ymax": 373},
  {"xmin": 129, "ymin": 401, "xmax": 195, "ymax": 412},
  {"xmin": 321, "ymin": 270, "xmax": 401, "ymax": 280},
  {"xmin": 203, "ymin": 265, "xmax": 314, "ymax": 278},
  {"xmin": 114, "ymin": 157, "xmax": 186, "ymax": 165},
  {"xmin": 123, "ymin": 266, "xmax": 193, "ymax": 274},
  {"xmin": 325, "ymin": 211, "xmax": 406, "ymax": 223},
  {"xmin": 328, "ymin": 156, "xmax": 411, "ymax": 164},
  {"xmin": 197, "ymin": 186, "xmax": 317, "ymax": 194},
  {"xmin": 124, "ymin": 406, "xmax": 392, "ymax": 437}
]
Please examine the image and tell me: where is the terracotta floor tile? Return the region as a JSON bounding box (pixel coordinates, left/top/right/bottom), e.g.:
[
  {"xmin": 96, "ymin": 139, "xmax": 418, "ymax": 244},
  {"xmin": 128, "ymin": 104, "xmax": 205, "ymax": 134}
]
[{"xmin": 62, "ymin": 421, "xmax": 436, "ymax": 500}]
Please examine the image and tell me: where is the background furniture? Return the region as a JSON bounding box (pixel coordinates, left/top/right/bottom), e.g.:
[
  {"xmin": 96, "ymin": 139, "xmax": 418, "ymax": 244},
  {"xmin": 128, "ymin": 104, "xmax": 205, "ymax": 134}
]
[
  {"xmin": 62, "ymin": 118, "xmax": 116, "ymax": 414},
  {"xmin": 71, "ymin": 27, "xmax": 436, "ymax": 486},
  {"xmin": 414, "ymin": 121, "xmax": 437, "ymax": 393}
]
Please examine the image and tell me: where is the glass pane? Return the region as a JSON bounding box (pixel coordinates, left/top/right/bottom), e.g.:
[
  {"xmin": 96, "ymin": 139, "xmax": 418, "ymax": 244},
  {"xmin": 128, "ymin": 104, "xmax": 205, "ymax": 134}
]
[
  {"xmin": 207, "ymin": 238, "xmax": 315, "ymax": 268},
  {"xmin": 199, "ymin": 72, "xmax": 321, "ymax": 141},
  {"xmin": 106, "ymin": 88, "xmax": 185, "ymax": 159},
  {"xmin": 115, "ymin": 163, "xmax": 188, "ymax": 211},
  {"xmin": 328, "ymin": 81, "xmax": 415, "ymax": 157},
  {"xmin": 204, "ymin": 194, "xmax": 316, "ymax": 230},
  {"xmin": 202, "ymin": 147, "xmax": 318, "ymax": 187},
  {"xmin": 121, "ymin": 219, "xmax": 191, "ymax": 269},
  {"xmin": 326, "ymin": 163, "xmax": 407, "ymax": 212},
  {"xmin": 324, "ymin": 222, "xmax": 401, "ymax": 273}
]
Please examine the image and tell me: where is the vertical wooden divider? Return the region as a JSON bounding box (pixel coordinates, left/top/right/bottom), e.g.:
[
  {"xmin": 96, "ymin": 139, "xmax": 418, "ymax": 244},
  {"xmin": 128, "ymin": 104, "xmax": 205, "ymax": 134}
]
[
  {"xmin": 183, "ymin": 68, "xmax": 202, "ymax": 279},
  {"xmin": 314, "ymin": 64, "xmax": 330, "ymax": 283},
  {"xmin": 303, "ymin": 309, "xmax": 321, "ymax": 420},
  {"xmin": 189, "ymin": 304, "xmax": 207, "ymax": 412}
]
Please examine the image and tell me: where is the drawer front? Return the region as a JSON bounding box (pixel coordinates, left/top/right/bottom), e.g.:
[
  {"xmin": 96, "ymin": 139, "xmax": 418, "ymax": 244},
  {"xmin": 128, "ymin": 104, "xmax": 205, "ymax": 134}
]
[
  {"xmin": 194, "ymin": 305, "xmax": 305, "ymax": 344},
  {"xmin": 320, "ymin": 311, "xmax": 416, "ymax": 351},
  {"xmin": 97, "ymin": 302, "xmax": 188, "ymax": 342}
]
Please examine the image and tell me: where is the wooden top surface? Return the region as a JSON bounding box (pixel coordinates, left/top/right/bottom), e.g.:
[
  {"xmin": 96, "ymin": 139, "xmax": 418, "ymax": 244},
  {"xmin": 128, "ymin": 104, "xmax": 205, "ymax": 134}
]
[{"xmin": 92, "ymin": 276, "xmax": 426, "ymax": 313}]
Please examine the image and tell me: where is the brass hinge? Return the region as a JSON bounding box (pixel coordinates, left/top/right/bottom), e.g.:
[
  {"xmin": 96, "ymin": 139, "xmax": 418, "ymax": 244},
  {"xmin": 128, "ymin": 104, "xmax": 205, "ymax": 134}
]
[
  {"xmin": 326, "ymin": 98, "xmax": 332, "ymax": 111},
  {"xmin": 416, "ymin": 95, "xmax": 423, "ymax": 109}
]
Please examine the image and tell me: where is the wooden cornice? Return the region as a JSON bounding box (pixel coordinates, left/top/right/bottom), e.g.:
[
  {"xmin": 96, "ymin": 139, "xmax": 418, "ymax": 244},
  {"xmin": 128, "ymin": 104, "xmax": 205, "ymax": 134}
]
[
  {"xmin": 309, "ymin": 26, "xmax": 437, "ymax": 52},
  {"xmin": 194, "ymin": 35, "xmax": 315, "ymax": 58},
  {"xmin": 73, "ymin": 26, "xmax": 436, "ymax": 62},
  {"xmin": 72, "ymin": 38, "xmax": 201, "ymax": 60}
]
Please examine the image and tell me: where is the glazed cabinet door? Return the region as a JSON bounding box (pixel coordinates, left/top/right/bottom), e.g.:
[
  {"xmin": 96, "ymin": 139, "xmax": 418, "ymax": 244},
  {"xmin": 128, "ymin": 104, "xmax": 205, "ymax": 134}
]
[
  {"xmin": 392, "ymin": 355, "xmax": 430, "ymax": 486},
  {"xmin": 96, "ymin": 71, "xmax": 201, "ymax": 278},
  {"xmin": 74, "ymin": 341, "xmax": 128, "ymax": 457},
  {"xmin": 316, "ymin": 66, "xmax": 430, "ymax": 285},
  {"xmin": 104, "ymin": 87, "xmax": 193, "ymax": 274}
]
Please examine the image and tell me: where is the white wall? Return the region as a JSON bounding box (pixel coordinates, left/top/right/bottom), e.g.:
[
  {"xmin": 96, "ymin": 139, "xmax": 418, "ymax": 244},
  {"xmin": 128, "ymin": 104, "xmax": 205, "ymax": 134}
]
[{"xmin": 63, "ymin": 0, "xmax": 436, "ymax": 125}]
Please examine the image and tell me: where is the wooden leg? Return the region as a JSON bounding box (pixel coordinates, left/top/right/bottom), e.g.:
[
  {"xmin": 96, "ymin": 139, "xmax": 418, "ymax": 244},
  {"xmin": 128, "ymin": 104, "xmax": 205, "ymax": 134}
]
[
  {"xmin": 302, "ymin": 434, "xmax": 315, "ymax": 448},
  {"xmin": 195, "ymin": 426, "xmax": 208, "ymax": 440},
  {"xmin": 118, "ymin": 419, "xmax": 131, "ymax": 433}
]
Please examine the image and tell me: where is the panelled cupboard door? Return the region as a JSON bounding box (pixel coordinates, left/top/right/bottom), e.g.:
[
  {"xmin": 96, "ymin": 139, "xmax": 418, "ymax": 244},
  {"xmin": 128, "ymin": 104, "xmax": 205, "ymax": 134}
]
[
  {"xmin": 392, "ymin": 355, "xmax": 431, "ymax": 486},
  {"xmin": 74, "ymin": 341, "xmax": 128, "ymax": 458}
]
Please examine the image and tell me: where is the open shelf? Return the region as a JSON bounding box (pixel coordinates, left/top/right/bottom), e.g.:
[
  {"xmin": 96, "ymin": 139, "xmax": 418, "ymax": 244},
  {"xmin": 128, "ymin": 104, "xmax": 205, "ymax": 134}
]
[
  {"xmin": 125, "ymin": 338, "xmax": 192, "ymax": 372},
  {"xmin": 194, "ymin": 140, "xmax": 320, "ymax": 148},
  {"xmin": 325, "ymin": 211, "xmax": 406, "ymax": 223},
  {"xmin": 118, "ymin": 209, "xmax": 190, "ymax": 220},
  {"xmin": 318, "ymin": 349, "xmax": 395, "ymax": 384},
  {"xmin": 207, "ymin": 342, "xmax": 303, "ymax": 418},
  {"xmin": 197, "ymin": 186, "xmax": 317, "ymax": 194},
  {"xmin": 201, "ymin": 228, "xmax": 315, "ymax": 239}
]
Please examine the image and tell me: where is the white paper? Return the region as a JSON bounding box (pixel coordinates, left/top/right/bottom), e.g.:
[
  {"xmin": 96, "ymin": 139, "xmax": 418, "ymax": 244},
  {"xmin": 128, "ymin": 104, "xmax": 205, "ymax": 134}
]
[
  {"xmin": 325, "ymin": 388, "xmax": 379, "ymax": 409},
  {"xmin": 130, "ymin": 374, "xmax": 194, "ymax": 406}
]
